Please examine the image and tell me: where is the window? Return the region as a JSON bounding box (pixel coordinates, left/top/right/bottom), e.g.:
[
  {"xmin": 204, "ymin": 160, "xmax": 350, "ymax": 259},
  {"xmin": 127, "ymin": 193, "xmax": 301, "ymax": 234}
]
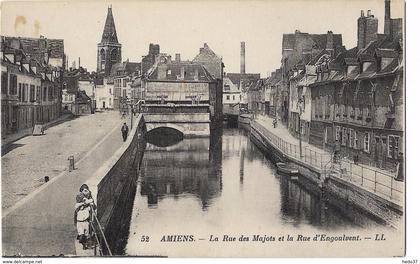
[
  {"xmin": 341, "ymin": 127, "xmax": 347, "ymax": 146},
  {"xmin": 48, "ymin": 86, "xmax": 53, "ymax": 100},
  {"xmin": 349, "ymin": 128, "xmax": 354, "ymax": 148},
  {"xmin": 388, "ymin": 135, "xmax": 400, "ymax": 159},
  {"xmin": 123, "ymin": 79, "xmax": 127, "ymax": 87},
  {"xmin": 30, "ymin": 85, "xmax": 35, "ymax": 102},
  {"xmin": 335, "ymin": 126, "xmax": 341, "ymax": 141},
  {"xmin": 354, "ymin": 131, "xmax": 359, "ymax": 149},
  {"xmin": 364, "ymin": 132, "xmax": 370, "ymax": 152},
  {"xmin": 1, "ymin": 72, "xmax": 8, "ymax": 94},
  {"xmin": 23, "ymin": 84, "xmax": 27, "ymax": 102},
  {"xmin": 43, "ymin": 87, "xmax": 47, "ymax": 101},
  {"xmin": 36, "ymin": 86, "xmax": 41, "ymax": 102},
  {"xmin": 18, "ymin": 83, "xmax": 22, "ymax": 102},
  {"xmin": 10, "ymin": 75, "xmax": 17, "ymax": 95},
  {"xmin": 232, "ymin": 95, "xmax": 235, "ymax": 101},
  {"xmin": 109, "ymin": 88, "xmax": 112, "ymax": 94},
  {"xmin": 226, "ymin": 95, "xmax": 230, "ymax": 100}
]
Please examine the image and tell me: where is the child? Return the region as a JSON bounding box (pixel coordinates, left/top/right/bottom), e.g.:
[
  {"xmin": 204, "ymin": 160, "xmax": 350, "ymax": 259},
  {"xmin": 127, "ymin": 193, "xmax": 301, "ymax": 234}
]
[{"xmin": 74, "ymin": 184, "xmax": 96, "ymax": 249}]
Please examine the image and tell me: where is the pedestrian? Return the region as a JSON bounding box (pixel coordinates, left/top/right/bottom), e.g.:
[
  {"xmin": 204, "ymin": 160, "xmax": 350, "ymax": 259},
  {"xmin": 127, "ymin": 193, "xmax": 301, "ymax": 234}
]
[
  {"xmin": 333, "ymin": 139, "xmax": 341, "ymax": 163},
  {"xmin": 395, "ymin": 152, "xmax": 404, "ymax": 182},
  {"xmin": 353, "ymin": 153, "xmax": 359, "ymax": 165},
  {"xmin": 121, "ymin": 122, "xmax": 129, "ymax": 142},
  {"xmin": 74, "ymin": 184, "xmax": 96, "ymax": 250}
]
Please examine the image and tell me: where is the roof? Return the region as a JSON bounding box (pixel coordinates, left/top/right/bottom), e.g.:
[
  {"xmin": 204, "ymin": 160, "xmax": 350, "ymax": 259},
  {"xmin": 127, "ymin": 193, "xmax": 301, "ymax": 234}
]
[
  {"xmin": 375, "ymin": 48, "xmax": 398, "ymax": 58},
  {"xmin": 110, "ymin": 60, "xmax": 141, "ymax": 77},
  {"xmin": 282, "ymin": 31, "xmax": 342, "ymax": 51},
  {"xmin": 148, "ymin": 62, "xmax": 215, "ymax": 82},
  {"xmin": 223, "ymin": 77, "xmax": 240, "ymax": 93},
  {"xmin": 2, "ymin": 36, "xmax": 64, "ymax": 60},
  {"xmin": 226, "ymin": 73, "xmax": 260, "ymax": 87},
  {"xmin": 100, "ymin": 7, "xmax": 119, "ymax": 44}
]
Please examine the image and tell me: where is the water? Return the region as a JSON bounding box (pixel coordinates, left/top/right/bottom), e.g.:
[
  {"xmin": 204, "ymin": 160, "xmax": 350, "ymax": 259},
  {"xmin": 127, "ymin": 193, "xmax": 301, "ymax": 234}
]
[{"xmin": 122, "ymin": 127, "xmax": 389, "ymax": 257}]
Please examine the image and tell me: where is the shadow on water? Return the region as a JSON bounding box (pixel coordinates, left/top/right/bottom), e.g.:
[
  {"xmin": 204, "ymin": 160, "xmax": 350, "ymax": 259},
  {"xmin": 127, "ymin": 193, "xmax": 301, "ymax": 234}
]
[
  {"xmin": 145, "ymin": 127, "xmax": 184, "ymax": 147},
  {"xmin": 140, "ymin": 127, "xmax": 223, "ymax": 211}
]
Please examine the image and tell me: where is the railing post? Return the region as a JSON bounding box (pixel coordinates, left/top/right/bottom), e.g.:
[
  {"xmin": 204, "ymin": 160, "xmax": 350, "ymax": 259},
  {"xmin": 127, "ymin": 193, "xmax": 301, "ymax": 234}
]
[
  {"xmin": 361, "ymin": 166, "xmax": 364, "ymax": 186},
  {"xmin": 390, "ymin": 176, "xmax": 393, "ymax": 199},
  {"xmin": 374, "ymin": 170, "xmax": 377, "ymax": 192}
]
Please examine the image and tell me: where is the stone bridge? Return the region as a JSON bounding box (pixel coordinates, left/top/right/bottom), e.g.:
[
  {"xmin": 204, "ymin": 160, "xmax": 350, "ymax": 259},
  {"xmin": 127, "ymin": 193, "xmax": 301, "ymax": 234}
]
[{"xmin": 142, "ymin": 104, "xmax": 211, "ymax": 138}]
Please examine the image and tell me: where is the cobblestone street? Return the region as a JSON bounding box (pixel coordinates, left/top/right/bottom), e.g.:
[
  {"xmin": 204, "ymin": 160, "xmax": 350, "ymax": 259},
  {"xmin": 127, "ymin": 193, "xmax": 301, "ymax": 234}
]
[{"xmin": 1, "ymin": 111, "xmax": 123, "ymax": 209}]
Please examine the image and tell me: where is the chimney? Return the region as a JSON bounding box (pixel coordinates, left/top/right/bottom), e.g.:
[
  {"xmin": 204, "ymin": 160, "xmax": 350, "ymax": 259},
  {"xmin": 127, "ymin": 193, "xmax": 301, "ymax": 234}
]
[
  {"xmin": 326, "ymin": 30, "xmax": 334, "ymax": 51},
  {"xmin": 357, "ymin": 10, "xmax": 378, "ymax": 50},
  {"xmin": 384, "ymin": 0, "xmax": 391, "ymax": 35},
  {"xmin": 175, "ymin": 53, "xmax": 181, "ymax": 62},
  {"xmin": 149, "ymin": 43, "xmax": 160, "ymax": 56},
  {"xmin": 78, "ymin": 57, "xmax": 80, "ymax": 68},
  {"xmin": 240, "ymin": 41, "xmax": 245, "ymax": 74},
  {"xmin": 361, "ymin": 10, "xmax": 364, "ymax": 17}
]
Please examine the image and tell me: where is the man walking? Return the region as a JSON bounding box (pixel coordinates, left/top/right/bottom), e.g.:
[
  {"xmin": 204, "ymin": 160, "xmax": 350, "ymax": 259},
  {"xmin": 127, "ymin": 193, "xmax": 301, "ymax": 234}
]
[{"xmin": 121, "ymin": 122, "xmax": 129, "ymax": 142}]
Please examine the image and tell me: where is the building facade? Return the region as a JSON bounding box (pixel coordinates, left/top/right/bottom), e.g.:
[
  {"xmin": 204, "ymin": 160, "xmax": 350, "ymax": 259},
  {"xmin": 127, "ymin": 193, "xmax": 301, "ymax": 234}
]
[
  {"xmin": 308, "ymin": 5, "xmax": 403, "ymax": 170},
  {"xmin": 1, "ymin": 36, "xmax": 64, "ymax": 136}
]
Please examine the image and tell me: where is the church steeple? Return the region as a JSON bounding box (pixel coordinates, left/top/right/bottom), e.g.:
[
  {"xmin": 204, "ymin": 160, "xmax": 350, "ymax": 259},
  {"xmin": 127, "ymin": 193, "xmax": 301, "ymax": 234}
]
[
  {"xmin": 97, "ymin": 6, "xmax": 122, "ymax": 76},
  {"xmin": 101, "ymin": 7, "xmax": 119, "ymax": 44}
]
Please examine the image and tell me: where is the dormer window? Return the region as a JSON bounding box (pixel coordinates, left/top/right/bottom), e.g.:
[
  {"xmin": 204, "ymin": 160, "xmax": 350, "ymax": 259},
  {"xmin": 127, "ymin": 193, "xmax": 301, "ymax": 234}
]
[
  {"xmin": 347, "ymin": 65, "xmax": 357, "ymax": 76},
  {"xmin": 380, "ymin": 57, "xmax": 393, "ymax": 71},
  {"xmin": 362, "ymin": 61, "xmax": 373, "ymax": 72}
]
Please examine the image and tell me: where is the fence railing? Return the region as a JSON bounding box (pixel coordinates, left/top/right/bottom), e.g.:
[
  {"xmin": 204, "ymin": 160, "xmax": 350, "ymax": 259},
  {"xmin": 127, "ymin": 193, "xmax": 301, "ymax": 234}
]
[
  {"xmin": 252, "ymin": 119, "xmax": 403, "ymax": 203},
  {"xmin": 333, "ymin": 159, "xmax": 403, "ymax": 202},
  {"xmin": 251, "ymin": 120, "xmax": 330, "ymax": 171},
  {"xmin": 89, "ymin": 205, "xmax": 113, "ymax": 256}
]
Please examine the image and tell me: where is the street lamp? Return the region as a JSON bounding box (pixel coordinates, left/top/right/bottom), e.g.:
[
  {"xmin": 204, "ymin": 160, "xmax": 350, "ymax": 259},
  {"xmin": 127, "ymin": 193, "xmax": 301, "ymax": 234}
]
[{"xmin": 298, "ymin": 97, "xmax": 304, "ymax": 158}]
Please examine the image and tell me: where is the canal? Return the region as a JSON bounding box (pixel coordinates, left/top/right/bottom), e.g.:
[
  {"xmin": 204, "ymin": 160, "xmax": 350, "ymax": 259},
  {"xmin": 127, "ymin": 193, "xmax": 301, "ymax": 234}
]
[{"xmin": 120, "ymin": 126, "xmax": 387, "ymax": 257}]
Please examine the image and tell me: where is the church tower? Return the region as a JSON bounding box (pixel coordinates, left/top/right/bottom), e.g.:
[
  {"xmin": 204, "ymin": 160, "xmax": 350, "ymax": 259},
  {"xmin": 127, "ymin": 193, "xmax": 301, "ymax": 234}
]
[{"xmin": 97, "ymin": 6, "xmax": 121, "ymax": 76}]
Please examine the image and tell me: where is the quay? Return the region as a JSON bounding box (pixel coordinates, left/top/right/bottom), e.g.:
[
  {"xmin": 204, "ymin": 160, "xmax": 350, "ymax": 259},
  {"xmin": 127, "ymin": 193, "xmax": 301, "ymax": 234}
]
[{"xmin": 241, "ymin": 114, "xmax": 403, "ymax": 228}]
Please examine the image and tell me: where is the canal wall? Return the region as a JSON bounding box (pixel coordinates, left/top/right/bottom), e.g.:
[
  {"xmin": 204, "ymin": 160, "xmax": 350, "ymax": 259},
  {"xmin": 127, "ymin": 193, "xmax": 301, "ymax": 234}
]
[
  {"xmin": 245, "ymin": 117, "xmax": 403, "ymax": 228},
  {"xmin": 85, "ymin": 114, "xmax": 147, "ymax": 254}
]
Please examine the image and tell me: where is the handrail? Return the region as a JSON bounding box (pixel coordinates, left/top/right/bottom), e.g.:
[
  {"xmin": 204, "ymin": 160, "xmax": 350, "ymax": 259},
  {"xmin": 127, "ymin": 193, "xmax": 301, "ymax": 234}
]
[
  {"xmin": 89, "ymin": 204, "xmax": 113, "ymax": 256},
  {"xmin": 89, "ymin": 219, "xmax": 103, "ymax": 256}
]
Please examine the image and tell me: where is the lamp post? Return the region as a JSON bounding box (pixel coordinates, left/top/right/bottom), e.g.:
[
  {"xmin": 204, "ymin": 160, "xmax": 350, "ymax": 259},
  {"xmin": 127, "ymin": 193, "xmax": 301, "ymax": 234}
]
[{"xmin": 298, "ymin": 97, "xmax": 304, "ymax": 158}]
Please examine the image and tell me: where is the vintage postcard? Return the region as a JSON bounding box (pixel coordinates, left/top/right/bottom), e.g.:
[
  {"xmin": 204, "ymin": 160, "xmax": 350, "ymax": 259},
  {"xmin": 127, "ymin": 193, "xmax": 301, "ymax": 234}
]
[{"xmin": 0, "ymin": 0, "xmax": 406, "ymax": 258}]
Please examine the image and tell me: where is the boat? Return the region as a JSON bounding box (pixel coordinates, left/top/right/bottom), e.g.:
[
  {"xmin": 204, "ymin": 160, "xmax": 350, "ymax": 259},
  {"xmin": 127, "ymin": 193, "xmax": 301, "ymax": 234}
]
[{"xmin": 276, "ymin": 162, "xmax": 299, "ymax": 178}]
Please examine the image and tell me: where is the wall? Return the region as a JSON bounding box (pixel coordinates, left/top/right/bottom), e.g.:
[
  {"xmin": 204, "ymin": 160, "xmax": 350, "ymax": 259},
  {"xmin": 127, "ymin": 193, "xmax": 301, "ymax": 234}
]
[{"xmin": 85, "ymin": 114, "xmax": 147, "ymax": 254}]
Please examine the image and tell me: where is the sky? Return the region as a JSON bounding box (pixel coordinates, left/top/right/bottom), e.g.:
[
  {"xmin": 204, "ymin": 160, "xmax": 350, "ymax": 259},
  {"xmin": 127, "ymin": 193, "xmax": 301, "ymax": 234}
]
[{"xmin": 1, "ymin": 0, "xmax": 404, "ymax": 78}]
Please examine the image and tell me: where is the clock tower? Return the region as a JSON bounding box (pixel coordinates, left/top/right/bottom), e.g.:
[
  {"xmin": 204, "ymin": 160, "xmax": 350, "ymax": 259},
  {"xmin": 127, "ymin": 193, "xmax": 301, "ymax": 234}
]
[{"xmin": 97, "ymin": 6, "xmax": 121, "ymax": 76}]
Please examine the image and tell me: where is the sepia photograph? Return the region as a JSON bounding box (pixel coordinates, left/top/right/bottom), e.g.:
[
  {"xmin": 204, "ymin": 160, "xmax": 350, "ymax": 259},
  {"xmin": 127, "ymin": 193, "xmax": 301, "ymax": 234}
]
[{"xmin": 0, "ymin": 0, "xmax": 412, "ymax": 260}]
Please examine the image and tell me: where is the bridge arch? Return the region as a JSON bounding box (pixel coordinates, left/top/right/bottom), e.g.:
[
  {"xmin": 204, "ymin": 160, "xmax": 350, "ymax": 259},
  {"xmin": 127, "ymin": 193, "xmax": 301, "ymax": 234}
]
[{"xmin": 145, "ymin": 125, "xmax": 184, "ymax": 147}]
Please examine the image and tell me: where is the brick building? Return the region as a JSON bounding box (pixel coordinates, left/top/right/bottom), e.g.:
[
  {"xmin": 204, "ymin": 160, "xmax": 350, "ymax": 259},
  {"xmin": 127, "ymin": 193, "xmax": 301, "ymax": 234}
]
[
  {"xmin": 1, "ymin": 36, "xmax": 64, "ymax": 136},
  {"xmin": 309, "ymin": 5, "xmax": 403, "ymax": 170}
]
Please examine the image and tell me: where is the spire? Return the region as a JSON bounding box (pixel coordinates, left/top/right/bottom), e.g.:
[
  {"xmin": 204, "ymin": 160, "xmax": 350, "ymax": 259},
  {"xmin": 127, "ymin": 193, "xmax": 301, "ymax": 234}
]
[{"xmin": 101, "ymin": 7, "xmax": 119, "ymax": 44}]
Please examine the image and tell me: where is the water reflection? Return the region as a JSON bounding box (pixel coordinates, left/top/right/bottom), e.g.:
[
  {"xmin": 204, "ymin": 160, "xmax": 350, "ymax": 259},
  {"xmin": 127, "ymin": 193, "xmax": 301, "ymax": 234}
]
[
  {"xmin": 124, "ymin": 127, "xmax": 381, "ymax": 256},
  {"xmin": 140, "ymin": 129, "xmax": 223, "ymax": 210}
]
